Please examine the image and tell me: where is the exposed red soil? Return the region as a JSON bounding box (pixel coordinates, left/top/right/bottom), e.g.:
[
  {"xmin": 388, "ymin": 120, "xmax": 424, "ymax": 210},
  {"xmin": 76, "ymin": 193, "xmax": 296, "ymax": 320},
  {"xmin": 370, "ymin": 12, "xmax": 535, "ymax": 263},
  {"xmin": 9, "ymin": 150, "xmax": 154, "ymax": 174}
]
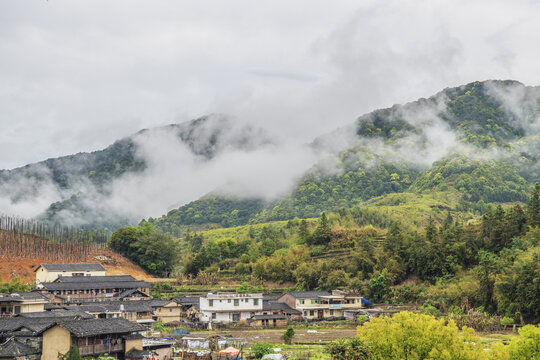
[{"xmin": 0, "ymin": 246, "xmax": 154, "ymax": 283}]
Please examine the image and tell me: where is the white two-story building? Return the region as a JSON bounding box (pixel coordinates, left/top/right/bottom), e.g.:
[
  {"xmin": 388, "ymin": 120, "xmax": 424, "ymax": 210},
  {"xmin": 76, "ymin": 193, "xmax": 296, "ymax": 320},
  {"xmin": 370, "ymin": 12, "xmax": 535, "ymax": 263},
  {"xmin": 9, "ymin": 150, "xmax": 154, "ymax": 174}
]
[{"xmin": 199, "ymin": 293, "xmax": 263, "ymax": 324}]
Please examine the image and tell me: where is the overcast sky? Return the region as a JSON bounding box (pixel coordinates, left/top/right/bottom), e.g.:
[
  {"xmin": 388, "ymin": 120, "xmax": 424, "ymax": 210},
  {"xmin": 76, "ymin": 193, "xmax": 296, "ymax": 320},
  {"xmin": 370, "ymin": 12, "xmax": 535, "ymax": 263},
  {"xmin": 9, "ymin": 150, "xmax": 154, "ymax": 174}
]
[{"xmin": 1, "ymin": 0, "xmax": 540, "ymax": 169}]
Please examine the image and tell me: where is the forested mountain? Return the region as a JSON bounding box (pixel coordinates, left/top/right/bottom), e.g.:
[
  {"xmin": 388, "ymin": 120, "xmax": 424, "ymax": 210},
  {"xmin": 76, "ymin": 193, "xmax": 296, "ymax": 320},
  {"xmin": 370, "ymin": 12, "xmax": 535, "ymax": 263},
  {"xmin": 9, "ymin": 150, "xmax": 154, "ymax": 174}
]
[
  {"xmin": 0, "ymin": 80, "xmax": 539, "ymax": 231},
  {"xmin": 149, "ymin": 80, "xmax": 540, "ymax": 234}
]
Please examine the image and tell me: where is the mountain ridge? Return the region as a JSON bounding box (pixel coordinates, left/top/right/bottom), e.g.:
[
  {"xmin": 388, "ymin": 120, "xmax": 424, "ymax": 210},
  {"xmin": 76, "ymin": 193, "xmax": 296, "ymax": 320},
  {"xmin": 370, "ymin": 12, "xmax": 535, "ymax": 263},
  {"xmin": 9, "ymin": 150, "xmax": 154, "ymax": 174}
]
[{"xmin": 0, "ymin": 80, "xmax": 538, "ymax": 232}]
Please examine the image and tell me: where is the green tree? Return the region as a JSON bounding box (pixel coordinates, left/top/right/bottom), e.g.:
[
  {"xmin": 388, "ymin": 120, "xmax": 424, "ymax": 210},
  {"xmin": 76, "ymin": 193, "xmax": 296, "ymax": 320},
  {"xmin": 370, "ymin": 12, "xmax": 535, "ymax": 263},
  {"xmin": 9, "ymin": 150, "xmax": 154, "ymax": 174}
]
[
  {"xmin": 108, "ymin": 226, "xmax": 138, "ymax": 254},
  {"xmin": 369, "ymin": 268, "xmax": 390, "ymax": 303},
  {"xmin": 282, "ymin": 326, "xmax": 295, "ymax": 345},
  {"xmin": 527, "ymin": 183, "xmax": 540, "ymax": 228},
  {"xmin": 310, "ymin": 212, "xmax": 332, "ymax": 245},
  {"xmin": 298, "ymin": 218, "xmax": 310, "ymax": 242}
]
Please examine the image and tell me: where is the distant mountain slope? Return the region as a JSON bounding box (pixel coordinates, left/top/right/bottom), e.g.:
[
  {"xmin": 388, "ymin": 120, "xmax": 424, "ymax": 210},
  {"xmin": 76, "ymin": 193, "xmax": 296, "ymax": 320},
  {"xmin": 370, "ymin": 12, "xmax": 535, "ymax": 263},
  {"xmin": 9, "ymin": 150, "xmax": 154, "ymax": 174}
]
[
  {"xmin": 1, "ymin": 80, "xmax": 538, "ymax": 232},
  {"xmin": 151, "ymin": 80, "xmax": 540, "ymax": 235},
  {"xmin": 0, "ymin": 115, "xmax": 272, "ymax": 228}
]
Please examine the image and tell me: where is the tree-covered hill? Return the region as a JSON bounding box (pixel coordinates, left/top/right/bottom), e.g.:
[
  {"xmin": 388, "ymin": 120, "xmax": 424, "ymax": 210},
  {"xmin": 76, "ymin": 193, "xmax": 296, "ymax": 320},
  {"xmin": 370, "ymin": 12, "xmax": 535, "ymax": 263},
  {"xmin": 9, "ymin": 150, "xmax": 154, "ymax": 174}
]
[
  {"xmin": 147, "ymin": 80, "xmax": 540, "ymax": 234},
  {"xmin": 1, "ymin": 80, "xmax": 539, "ymax": 231}
]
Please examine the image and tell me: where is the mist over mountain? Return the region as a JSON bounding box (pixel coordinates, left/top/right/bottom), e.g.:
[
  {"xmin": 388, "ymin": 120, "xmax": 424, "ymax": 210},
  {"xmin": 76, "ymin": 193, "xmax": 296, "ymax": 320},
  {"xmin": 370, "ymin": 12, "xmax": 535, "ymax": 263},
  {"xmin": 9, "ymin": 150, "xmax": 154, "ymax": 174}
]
[{"xmin": 0, "ymin": 80, "xmax": 538, "ymax": 231}]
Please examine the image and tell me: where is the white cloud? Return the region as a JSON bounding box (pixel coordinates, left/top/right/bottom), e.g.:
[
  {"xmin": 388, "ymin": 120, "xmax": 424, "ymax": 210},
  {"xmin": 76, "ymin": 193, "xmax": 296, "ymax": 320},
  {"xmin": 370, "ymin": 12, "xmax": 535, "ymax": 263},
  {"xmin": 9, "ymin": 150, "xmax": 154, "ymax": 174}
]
[{"xmin": 1, "ymin": 0, "xmax": 540, "ymax": 223}]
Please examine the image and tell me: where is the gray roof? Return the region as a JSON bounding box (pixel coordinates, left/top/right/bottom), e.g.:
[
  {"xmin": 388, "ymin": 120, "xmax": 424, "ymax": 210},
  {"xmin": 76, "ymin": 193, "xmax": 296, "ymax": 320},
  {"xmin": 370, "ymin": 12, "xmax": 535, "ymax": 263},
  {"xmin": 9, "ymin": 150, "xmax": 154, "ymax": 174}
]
[
  {"xmin": 263, "ymin": 302, "xmax": 301, "ymax": 314},
  {"xmin": 17, "ymin": 310, "xmax": 93, "ymax": 319},
  {"xmin": 250, "ymin": 314, "xmax": 287, "ymax": 321},
  {"xmin": 0, "ymin": 292, "xmax": 48, "ymax": 302},
  {"xmin": 35, "ymin": 263, "xmax": 106, "ymax": 272},
  {"xmin": 58, "ymin": 318, "xmax": 145, "ymax": 337},
  {"xmin": 285, "ymin": 291, "xmax": 331, "ymax": 299},
  {"xmin": 65, "ymin": 301, "xmax": 153, "ymax": 313},
  {"xmin": 263, "ymin": 294, "xmax": 282, "ymax": 301},
  {"xmin": 173, "ymin": 296, "xmax": 199, "ymax": 305},
  {"xmin": 148, "ymin": 299, "xmax": 171, "ymax": 308},
  {"xmin": 53, "ymin": 275, "xmax": 136, "ymax": 283},
  {"xmin": 0, "ymin": 337, "xmax": 40, "ymax": 358},
  {"xmin": 119, "ymin": 289, "xmax": 150, "ymax": 298},
  {"xmin": 40, "ymin": 280, "xmax": 150, "ymax": 291},
  {"xmin": 0, "ymin": 318, "xmax": 58, "ymax": 335}
]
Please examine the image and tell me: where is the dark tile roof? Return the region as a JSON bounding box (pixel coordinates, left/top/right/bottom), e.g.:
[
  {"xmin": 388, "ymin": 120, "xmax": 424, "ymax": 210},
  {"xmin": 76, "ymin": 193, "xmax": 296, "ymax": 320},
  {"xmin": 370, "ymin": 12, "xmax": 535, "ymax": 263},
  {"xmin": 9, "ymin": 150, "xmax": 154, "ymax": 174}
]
[
  {"xmin": 17, "ymin": 310, "xmax": 93, "ymax": 319},
  {"xmin": 58, "ymin": 318, "xmax": 146, "ymax": 337},
  {"xmin": 39, "ymin": 280, "xmax": 150, "ymax": 291},
  {"xmin": 149, "ymin": 299, "xmax": 171, "ymax": 307},
  {"xmin": 0, "ymin": 292, "xmax": 48, "ymax": 302},
  {"xmin": 35, "ymin": 263, "xmax": 106, "ymax": 272},
  {"xmin": 173, "ymin": 296, "xmax": 199, "ymax": 305},
  {"xmin": 0, "ymin": 318, "xmax": 58, "ymax": 335},
  {"xmin": 53, "ymin": 275, "xmax": 136, "ymax": 283},
  {"xmin": 250, "ymin": 314, "xmax": 287, "ymax": 321},
  {"xmin": 65, "ymin": 301, "xmax": 152, "ymax": 313},
  {"xmin": 285, "ymin": 291, "xmax": 331, "ymax": 299},
  {"xmin": 263, "ymin": 302, "xmax": 301, "ymax": 314},
  {"xmin": 0, "ymin": 337, "xmax": 40, "ymax": 357},
  {"xmin": 263, "ymin": 294, "xmax": 282, "ymax": 301},
  {"xmin": 118, "ymin": 289, "xmax": 150, "ymax": 298}
]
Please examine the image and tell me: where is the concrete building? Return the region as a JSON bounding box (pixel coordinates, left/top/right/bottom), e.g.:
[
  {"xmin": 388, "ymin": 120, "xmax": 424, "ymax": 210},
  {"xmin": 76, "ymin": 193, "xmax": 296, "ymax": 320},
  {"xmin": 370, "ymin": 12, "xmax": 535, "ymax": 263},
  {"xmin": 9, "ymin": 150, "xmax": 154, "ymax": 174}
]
[
  {"xmin": 278, "ymin": 290, "xmax": 363, "ymax": 320},
  {"xmin": 34, "ymin": 264, "xmax": 106, "ymax": 284},
  {"xmin": 199, "ymin": 293, "xmax": 263, "ymax": 324},
  {"xmin": 0, "ymin": 292, "xmax": 49, "ymax": 317}
]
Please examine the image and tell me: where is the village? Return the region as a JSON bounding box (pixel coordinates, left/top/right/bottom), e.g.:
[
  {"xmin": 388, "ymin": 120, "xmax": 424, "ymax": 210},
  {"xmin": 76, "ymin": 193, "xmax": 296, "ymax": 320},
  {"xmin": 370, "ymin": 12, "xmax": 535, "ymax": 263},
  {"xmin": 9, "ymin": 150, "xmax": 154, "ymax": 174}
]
[{"xmin": 0, "ymin": 263, "xmax": 378, "ymax": 360}]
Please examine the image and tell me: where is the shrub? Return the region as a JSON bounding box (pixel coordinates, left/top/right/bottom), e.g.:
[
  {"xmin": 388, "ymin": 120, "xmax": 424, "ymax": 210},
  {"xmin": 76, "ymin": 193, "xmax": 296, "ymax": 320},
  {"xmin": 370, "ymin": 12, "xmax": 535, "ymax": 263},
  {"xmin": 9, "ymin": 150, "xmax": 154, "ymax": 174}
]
[
  {"xmin": 282, "ymin": 326, "xmax": 295, "ymax": 345},
  {"xmin": 325, "ymin": 338, "xmax": 370, "ymax": 360},
  {"xmin": 251, "ymin": 342, "xmax": 274, "ymax": 359}
]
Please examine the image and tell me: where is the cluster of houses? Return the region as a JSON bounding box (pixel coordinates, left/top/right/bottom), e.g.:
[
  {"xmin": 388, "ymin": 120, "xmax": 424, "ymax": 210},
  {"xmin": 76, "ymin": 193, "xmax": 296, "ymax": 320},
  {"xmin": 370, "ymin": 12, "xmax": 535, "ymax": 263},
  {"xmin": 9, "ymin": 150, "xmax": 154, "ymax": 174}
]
[{"xmin": 0, "ymin": 263, "xmax": 369, "ymax": 359}]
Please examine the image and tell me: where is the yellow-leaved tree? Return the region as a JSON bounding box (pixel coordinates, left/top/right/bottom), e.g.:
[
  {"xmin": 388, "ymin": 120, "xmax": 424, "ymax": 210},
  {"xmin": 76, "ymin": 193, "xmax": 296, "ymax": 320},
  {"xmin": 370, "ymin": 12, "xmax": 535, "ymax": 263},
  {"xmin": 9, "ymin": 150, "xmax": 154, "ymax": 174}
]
[{"xmin": 356, "ymin": 311, "xmax": 486, "ymax": 360}]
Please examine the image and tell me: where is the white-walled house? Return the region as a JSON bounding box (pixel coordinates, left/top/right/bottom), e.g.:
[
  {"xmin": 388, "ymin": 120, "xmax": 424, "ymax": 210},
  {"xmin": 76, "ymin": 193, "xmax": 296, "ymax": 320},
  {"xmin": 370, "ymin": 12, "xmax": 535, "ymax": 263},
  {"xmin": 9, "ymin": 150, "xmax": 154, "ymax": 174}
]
[
  {"xmin": 34, "ymin": 264, "xmax": 106, "ymax": 284},
  {"xmin": 199, "ymin": 293, "xmax": 263, "ymax": 324}
]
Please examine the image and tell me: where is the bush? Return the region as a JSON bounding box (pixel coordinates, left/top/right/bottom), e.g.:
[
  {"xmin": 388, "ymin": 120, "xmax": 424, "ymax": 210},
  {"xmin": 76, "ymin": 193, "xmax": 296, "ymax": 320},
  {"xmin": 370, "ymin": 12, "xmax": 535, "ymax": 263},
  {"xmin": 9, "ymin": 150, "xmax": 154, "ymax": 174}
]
[
  {"xmin": 507, "ymin": 325, "xmax": 540, "ymax": 360},
  {"xmin": 325, "ymin": 338, "xmax": 370, "ymax": 360},
  {"xmin": 500, "ymin": 316, "xmax": 514, "ymax": 326},
  {"xmin": 251, "ymin": 342, "xmax": 274, "ymax": 359},
  {"xmin": 282, "ymin": 326, "xmax": 295, "ymax": 345}
]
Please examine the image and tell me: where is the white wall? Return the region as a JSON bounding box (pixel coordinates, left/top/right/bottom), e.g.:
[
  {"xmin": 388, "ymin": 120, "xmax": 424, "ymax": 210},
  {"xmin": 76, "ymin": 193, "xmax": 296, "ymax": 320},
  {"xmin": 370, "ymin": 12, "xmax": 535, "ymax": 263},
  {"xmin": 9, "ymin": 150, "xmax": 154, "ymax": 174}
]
[
  {"xmin": 36, "ymin": 269, "xmax": 106, "ymax": 284},
  {"xmin": 199, "ymin": 293, "xmax": 263, "ymax": 323}
]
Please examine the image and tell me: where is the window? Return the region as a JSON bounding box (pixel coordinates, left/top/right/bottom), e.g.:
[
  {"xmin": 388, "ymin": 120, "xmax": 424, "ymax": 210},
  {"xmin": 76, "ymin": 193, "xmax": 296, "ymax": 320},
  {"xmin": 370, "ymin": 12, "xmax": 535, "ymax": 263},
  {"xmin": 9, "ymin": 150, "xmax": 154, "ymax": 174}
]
[
  {"xmin": 254, "ymin": 299, "xmax": 259, "ymax": 306},
  {"xmin": 212, "ymin": 313, "xmax": 216, "ymax": 320},
  {"xmin": 309, "ymin": 310, "xmax": 314, "ymax": 316},
  {"xmin": 300, "ymin": 299, "xmax": 305, "ymax": 304},
  {"xmin": 209, "ymin": 300, "xmax": 214, "ymax": 307},
  {"xmin": 234, "ymin": 299, "xmax": 239, "ymax": 306},
  {"xmin": 169, "ymin": 308, "xmax": 173, "ymax": 313},
  {"xmin": 228, "ymin": 299, "xmax": 231, "ymax": 303},
  {"xmin": 330, "ymin": 310, "xmax": 334, "ymax": 316},
  {"xmin": 303, "ymin": 311, "xmax": 307, "ymax": 316}
]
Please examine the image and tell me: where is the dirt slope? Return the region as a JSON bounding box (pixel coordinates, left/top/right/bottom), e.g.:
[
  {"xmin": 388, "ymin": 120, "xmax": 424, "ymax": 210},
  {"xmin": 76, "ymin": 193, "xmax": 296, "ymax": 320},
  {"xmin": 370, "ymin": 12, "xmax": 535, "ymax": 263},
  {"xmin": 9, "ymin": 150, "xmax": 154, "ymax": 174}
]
[{"xmin": 0, "ymin": 247, "xmax": 154, "ymax": 283}]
